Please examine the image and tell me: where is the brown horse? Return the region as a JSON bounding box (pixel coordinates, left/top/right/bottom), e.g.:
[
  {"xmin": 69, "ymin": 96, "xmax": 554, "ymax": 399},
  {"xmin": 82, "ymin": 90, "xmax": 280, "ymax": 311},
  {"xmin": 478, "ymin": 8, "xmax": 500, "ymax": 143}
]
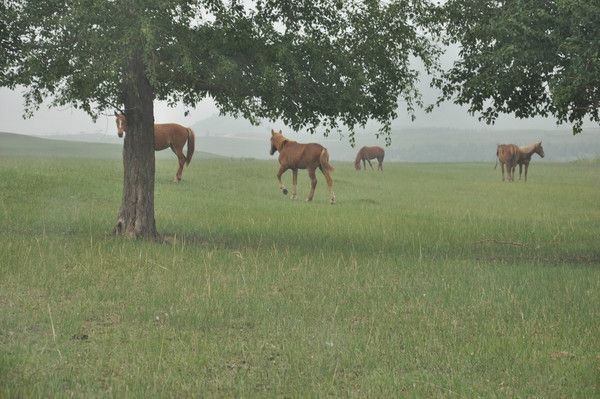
[
  {"xmin": 269, "ymin": 129, "xmax": 336, "ymax": 204},
  {"xmin": 516, "ymin": 141, "xmax": 545, "ymax": 182},
  {"xmin": 115, "ymin": 112, "xmax": 195, "ymax": 182},
  {"xmin": 355, "ymin": 146, "xmax": 385, "ymax": 171},
  {"xmin": 495, "ymin": 144, "xmax": 520, "ymax": 181}
]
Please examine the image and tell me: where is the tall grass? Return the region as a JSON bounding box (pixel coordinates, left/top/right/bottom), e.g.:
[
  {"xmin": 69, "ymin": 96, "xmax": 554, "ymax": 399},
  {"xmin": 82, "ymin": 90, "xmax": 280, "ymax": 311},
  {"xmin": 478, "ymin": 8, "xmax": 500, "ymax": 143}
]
[{"xmin": 1, "ymin": 156, "xmax": 599, "ymax": 397}]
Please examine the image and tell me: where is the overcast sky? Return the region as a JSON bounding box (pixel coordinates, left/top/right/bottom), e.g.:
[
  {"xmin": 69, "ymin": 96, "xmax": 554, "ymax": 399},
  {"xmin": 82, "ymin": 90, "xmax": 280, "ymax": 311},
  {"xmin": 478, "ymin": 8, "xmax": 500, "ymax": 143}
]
[
  {"xmin": 0, "ymin": 87, "xmax": 220, "ymax": 136},
  {"xmin": 1, "ymin": 84, "xmax": 571, "ymax": 138}
]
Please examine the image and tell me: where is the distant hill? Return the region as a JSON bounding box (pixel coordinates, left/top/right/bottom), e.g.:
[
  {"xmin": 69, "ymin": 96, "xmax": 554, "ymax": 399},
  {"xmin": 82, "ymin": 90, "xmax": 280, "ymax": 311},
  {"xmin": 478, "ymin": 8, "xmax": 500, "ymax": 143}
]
[
  {"xmin": 189, "ymin": 115, "xmax": 600, "ymax": 162},
  {"xmin": 0, "ymin": 132, "xmax": 221, "ymax": 160},
  {"xmin": 7, "ymin": 116, "xmax": 600, "ymax": 162}
]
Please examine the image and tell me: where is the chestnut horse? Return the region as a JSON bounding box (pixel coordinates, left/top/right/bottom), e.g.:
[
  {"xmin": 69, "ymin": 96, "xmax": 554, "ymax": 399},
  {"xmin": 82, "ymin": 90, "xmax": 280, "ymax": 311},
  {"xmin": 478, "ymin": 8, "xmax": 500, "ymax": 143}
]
[
  {"xmin": 269, "ymin": 129, "xmax": 336, "ymax": 204},
  {"xmin": 355, "ymin": 146, "xmax": 385, "ymax": 171},
  {"xmin": 516, "ymin": 141, "xmax": 545, "ymax": 182},
  {"xmin": 495, "ymin": 144, "xmax": 520, "ymax": 181},
  {"xmin": 115, "ymin": 112, "xmax": 195, "ymax": 182}
]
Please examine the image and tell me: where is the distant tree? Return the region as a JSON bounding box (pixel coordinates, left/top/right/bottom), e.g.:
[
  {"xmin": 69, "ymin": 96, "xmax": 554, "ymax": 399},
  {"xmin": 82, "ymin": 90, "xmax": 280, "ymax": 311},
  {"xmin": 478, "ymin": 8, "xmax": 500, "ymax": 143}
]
[
  {"xmin": 1, "ymin": 0, "xmax": 440, "ymax": 239},
  {"xmin": 437, "ymin": 0, "xmax": 600, "ymax": 134}
]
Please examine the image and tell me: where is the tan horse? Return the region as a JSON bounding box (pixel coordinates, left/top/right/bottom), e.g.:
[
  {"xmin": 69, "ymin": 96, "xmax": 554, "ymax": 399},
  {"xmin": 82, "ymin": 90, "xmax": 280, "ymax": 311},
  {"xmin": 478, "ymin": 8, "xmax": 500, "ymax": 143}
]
[
  {"xmin": 355, "ymin": 146, "xmax": 385, "ymax": 171},
  {"xmin": 269, "ymin": 129, "xmax": 335, "ymax": 204},
  {"xmin": 516, "ymin": 141, "xmax": 545, "ymax": 182},
  {"xmin": 495, "ymin": 144, "xmax": 520, "ymax": 181},
  {"xmin": 115, "ymin": 112, "xmax": 195, "ymax": 182}
]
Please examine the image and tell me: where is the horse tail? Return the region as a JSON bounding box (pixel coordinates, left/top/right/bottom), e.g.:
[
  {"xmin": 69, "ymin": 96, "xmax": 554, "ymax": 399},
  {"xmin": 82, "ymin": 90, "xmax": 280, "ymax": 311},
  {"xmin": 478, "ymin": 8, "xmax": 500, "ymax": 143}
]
[
  {"xmin": 320, "ymin": 148, "xmax": 334, "ymax": 172},
  {"xmin": 186, "ymin": 128, "xmax": 195, "ymax": 166},
  {"xmin": 495, "ymin": 145, "xmax": 500, "ymax": 169}
]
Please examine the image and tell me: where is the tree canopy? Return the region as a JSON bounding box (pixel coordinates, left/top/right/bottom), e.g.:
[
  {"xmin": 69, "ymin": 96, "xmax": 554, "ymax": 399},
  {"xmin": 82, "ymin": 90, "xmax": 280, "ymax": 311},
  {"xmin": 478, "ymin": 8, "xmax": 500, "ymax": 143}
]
[
  {"xmin": 1, "ymin": 0, "xmax": 444, "ymax": 239},
  {"xmin": 1, "ymin": 0, "xmax": 441, "ymax": 144},
  {"xmin": 437, "ymin": 0, "xmax": 600, "ymax": 134}
]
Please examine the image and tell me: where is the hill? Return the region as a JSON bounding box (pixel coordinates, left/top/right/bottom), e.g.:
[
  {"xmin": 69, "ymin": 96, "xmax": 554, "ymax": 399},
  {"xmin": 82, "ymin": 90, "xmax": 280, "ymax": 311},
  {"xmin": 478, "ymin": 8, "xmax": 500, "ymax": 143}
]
[
  {"xmin": 15, "ymin": 116, "xmax": 600, "ymax": 162},
  {"xmin": 190, "ymin": 116, "xmax": 600, "ymax": 162},
  {"xmin": 0, "ymin": 132, "xmax": 222, "ymax": 160}
]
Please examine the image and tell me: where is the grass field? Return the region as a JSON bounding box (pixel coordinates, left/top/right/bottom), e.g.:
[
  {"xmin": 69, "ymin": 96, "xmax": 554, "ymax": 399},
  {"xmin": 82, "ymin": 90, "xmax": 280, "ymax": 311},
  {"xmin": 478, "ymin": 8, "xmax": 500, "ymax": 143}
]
[{"xmin": 1, "ymin": 134, "xmax": 599, "ymax": 397}]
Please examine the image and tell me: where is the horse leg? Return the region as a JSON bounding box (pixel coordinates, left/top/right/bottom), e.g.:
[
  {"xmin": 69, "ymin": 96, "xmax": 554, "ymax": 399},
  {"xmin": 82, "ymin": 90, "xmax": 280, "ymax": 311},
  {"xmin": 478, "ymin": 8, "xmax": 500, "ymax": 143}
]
[
  {"xmin": 306, "ymin": 168, "xmax": 317, "ymax": 201},
  {"xmin": 524, "ymin": 163, "xmax": 529, "ymax": 182},
  {"xmin": 291, "ymin": 169, "xmax": 298, "ymax": 200},
  {"xmin": 320, "ymin": 167, "xmax": 335, "ymax": 204},
  {"xmin": 501, "ymin": 163, "xmax": 505, "ymax": 181},
  {"xmin": 362, "ymin": 159, "xmax": 366, "ymax": 171},
  {"xmin": 171, "ymin": 145, "xmax": 186, "ymax": 182},
  {"xmin": 367, "ymin": 159, "xmax": 374, "ymax": 170},
  {"xmin": 378, "ymin": 157, "xmax": 383, "ymax": 171},
  {"xmin": 518, "ymin": 164, "xmax": 523, "ymax": 180},
  {"xmin": 277, "ymin": 165, "xmax": 288, "ymax": 195}
]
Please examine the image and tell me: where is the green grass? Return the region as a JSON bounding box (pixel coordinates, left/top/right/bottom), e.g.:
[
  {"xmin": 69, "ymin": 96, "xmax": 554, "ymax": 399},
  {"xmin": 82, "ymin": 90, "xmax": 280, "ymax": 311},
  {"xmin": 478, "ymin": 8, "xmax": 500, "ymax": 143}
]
[{"xmin": 1, "ymin": 140, "xmax": 599, "ymax": 396}]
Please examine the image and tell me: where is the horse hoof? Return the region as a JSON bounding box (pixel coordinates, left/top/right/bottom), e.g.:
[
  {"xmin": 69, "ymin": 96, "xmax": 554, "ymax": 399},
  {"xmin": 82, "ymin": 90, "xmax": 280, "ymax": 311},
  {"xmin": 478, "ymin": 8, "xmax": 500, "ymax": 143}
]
[{"xmin": 282, "ymin": 188, "xmax": 288, "ymax": 195}]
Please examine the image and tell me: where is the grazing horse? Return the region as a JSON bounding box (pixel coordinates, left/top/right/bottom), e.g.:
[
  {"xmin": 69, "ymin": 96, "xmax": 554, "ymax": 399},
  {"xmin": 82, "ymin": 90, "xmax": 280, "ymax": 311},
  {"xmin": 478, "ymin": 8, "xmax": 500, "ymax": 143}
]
[
  {"xmin": 495, "ymin": 144, "xmax": 520, "ymax": 181},
  {"xmin": 355, "ymin": 146, "xmax": 385, "ymax": 171},
  {"xmin": 516, "ymin": 141, "xmax": 545, "ymax": 182},
  {"xmin": 269, "ymin": 129, "xmax": 336, "ymax": 204},
  {"xmin": 114, "ymin": 112, "xmax": 195, "ymax": 182}
]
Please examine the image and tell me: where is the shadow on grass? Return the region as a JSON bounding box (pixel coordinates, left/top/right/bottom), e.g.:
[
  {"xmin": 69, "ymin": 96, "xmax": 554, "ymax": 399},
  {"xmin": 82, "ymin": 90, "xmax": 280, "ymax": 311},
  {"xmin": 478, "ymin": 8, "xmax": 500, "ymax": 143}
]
[{"xmin": 161, "ymin": 228, "xmax": 600, "ymax": 267}]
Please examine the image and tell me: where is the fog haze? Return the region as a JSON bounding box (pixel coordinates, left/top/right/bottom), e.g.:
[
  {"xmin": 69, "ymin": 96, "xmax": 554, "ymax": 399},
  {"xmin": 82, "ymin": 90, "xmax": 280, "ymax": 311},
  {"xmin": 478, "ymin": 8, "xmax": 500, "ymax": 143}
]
[{"xmin": 1, "ymin": 72, "xmax": 599, "ymax": 163}]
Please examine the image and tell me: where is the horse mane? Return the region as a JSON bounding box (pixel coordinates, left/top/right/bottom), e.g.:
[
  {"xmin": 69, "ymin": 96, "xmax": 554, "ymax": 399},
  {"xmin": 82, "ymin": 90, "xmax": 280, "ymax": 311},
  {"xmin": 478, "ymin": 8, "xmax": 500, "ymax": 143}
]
[
  {"xmin": 518, "ymin": 142, "xmax": 542, "ymax": 157},
  {"xmin": 354, "ymin": 147, "xmax": 365, "ymax": 165},
  {"xmin": 272, "ymin": 133, "xmax": 295, "ymax": 151}
]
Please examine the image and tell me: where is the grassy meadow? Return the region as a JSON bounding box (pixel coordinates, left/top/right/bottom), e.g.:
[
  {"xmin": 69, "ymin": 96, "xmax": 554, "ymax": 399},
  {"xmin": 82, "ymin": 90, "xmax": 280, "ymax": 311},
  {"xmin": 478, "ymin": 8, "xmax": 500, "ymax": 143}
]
[{"xmin": 1, "ymin": 134, "xmax": 599, "ymax": 397}]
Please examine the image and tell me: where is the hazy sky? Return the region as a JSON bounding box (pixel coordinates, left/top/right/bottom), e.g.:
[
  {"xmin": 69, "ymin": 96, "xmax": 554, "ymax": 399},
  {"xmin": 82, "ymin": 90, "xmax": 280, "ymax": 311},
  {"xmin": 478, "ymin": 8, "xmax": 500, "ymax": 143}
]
[
  {"xmin": 0, "ymin": 87, "xmax": 219, "ymax": 136},
  {"xmin": 1, "ymin": 84, "xmax": 570, "ymax": 137}
]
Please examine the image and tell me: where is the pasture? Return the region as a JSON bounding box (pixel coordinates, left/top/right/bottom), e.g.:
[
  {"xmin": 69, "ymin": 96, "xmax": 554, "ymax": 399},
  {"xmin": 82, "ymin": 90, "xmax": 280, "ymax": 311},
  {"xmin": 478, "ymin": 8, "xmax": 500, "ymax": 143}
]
[{"xmin": 1, "ymin": 134, "xmax": 599, "ymax": 397}]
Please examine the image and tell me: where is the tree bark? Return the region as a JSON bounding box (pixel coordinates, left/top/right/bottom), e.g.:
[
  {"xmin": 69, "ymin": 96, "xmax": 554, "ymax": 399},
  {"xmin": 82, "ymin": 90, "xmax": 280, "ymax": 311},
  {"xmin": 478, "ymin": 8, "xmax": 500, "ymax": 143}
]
[{"xmin": 113, "ymin": 52, "xmax": 158, "ymax": 240}]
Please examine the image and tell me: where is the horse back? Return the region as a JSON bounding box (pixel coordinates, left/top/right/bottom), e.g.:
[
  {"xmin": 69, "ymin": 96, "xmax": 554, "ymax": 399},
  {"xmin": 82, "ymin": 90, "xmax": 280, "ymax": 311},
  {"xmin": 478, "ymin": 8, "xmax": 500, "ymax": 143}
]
[
  {"xmin": 154, "ymin": 123, "xmax": 190, "ymax": 150},
  {"xmin": 497, "ymin": 144, "xmax": 519, "ymax": 165},
  {"xmin": 280, "ymin": 142, "xmax": 325, "ymax": 169},
  {"xmin": 360, "ymin": 146, "xmax": 384, "ymax": 159}
]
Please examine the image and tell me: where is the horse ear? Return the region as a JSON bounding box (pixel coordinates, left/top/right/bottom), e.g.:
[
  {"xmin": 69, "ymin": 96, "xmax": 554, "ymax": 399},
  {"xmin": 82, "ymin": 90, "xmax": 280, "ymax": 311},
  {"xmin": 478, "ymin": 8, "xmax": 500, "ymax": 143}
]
[
  {"xmin": 278, "ymin": 130, "xmax": 282, "ymax": 134},
  {"xmin": 271, "ymin": 130, "xmax": 276, "ymax": 136},
  {"xmin": 114, "ymin": 111, "xmax": 118, "ymax": 116}
]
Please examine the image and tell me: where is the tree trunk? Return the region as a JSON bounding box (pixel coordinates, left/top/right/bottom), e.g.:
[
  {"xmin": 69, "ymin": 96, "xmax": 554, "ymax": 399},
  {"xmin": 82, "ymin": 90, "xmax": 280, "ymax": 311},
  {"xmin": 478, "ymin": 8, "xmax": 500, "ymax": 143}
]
[{"xmin": 113, "ymin": 53, "xmax": 158, "ymax": 240}]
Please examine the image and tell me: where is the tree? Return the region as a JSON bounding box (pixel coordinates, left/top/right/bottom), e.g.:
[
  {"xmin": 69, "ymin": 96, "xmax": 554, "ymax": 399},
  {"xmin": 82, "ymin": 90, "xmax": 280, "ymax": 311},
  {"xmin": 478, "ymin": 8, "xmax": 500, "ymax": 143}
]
[
  {"xmin": 437, "ymin": 0, "xmax": 600, "ymax": 134},
  {"xmin": 1, "ymin": 0, "xmax": 441, "ymax": 239}
]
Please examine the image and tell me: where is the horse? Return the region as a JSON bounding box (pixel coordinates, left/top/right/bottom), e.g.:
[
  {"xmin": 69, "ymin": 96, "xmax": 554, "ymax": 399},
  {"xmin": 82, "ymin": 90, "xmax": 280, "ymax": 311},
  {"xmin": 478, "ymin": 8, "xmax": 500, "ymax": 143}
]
[
  {"xmin": 354, "ymin": 146, "xmax": 385, "ymax": 171},
  {"xmin": 269, "ymin": 129, "xmax": 336, "ymax": 204},
  {"xmin": 495, "ymin": 144, "xmax": 520, "ymax": 181},
  {"xmin": 114, "ymin": 111, "xmax": 195, "ymax": 182},
  {"xmin": 516, "ymin": 141, "xmax": 545, "ymax": 182}
]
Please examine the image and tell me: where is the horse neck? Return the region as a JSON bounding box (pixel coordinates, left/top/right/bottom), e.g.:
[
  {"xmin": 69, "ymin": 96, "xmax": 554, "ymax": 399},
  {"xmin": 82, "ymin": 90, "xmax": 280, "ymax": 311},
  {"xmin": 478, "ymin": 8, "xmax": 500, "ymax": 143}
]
[
  {"xmin": 519, "ymin": 144, "xmax": 537, "ymax": 159},
  {"xmin": 355, "ymin": 149, "xmax": 364, "ymax": 164},
  {"xmin": 277, "ymin": 139, "xmax": 297, "ymax": 153}
]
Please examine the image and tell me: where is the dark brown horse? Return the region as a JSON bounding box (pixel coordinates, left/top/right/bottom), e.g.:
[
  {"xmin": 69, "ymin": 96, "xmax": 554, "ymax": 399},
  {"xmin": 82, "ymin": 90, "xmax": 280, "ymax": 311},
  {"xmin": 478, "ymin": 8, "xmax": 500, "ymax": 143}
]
[
  {"xmin": 115, "ymin": 112, "xmax": 195, "ymax": 182},
  {"xmin": 495, "ymin": 144, "xmax": 520, "ymax": 181},
  {"xmin": 516, "ymin": 141, "xmax": 545, "ymax": 182},
  {"xmin": 355, "ymin": 146, "xmax": 385, "ymax": 171},
  {"xmin": 269, "ymin": 129, "xmax": 335, "ymax": 204}
]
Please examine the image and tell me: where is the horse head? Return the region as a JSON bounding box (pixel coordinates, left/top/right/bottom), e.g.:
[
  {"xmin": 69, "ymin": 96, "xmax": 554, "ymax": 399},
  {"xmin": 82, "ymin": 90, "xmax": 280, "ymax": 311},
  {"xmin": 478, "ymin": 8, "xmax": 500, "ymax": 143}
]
[
  {"xmin": 270, "ymin": 129, "xmax": 286, "ymax": 155},
  {"xmin": 536, "ymin": 141, "xmax": 545, "ymax": 158},
  {"xmin": 114, "ymin": 111, "xmax": 127, "ymax": 138}
]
